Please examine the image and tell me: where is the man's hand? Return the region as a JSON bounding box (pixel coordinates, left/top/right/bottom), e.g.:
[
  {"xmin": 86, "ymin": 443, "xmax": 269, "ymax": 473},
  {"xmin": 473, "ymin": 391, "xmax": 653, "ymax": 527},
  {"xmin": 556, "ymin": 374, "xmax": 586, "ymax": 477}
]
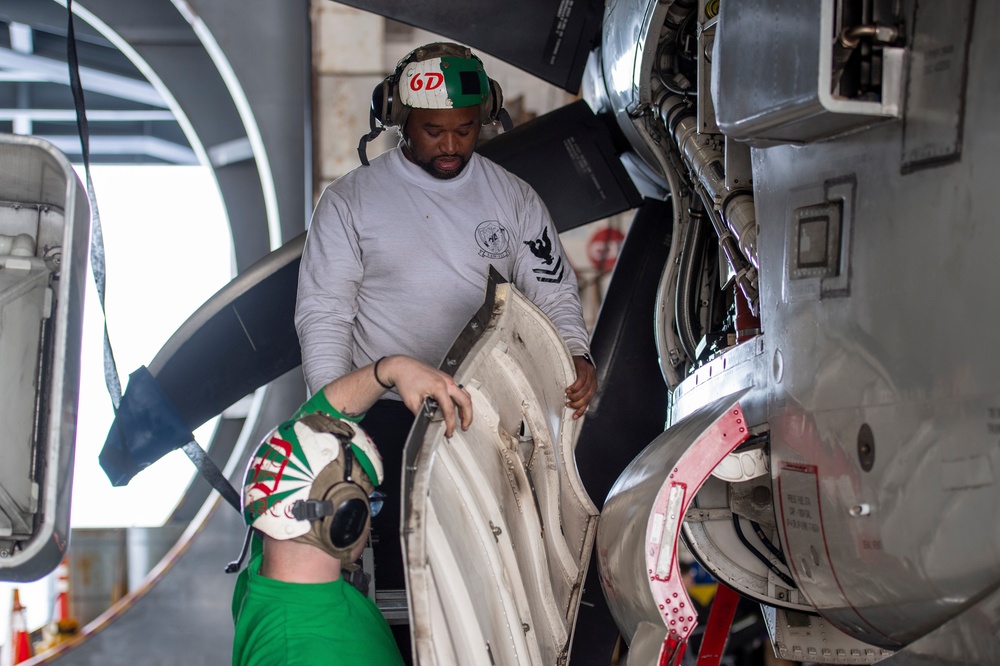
[
  {"xmin": 566, "ymin": 355, "xmax": 597, "ymax": 419},
  {"xmin": 379, "ymin": 355, "xmax": 473, "ymax": 437}
]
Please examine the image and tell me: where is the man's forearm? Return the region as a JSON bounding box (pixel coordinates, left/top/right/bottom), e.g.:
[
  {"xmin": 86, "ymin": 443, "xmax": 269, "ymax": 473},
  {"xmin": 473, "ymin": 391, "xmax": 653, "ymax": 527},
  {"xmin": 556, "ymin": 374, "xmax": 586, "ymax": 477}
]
[{"xmin": 320, "ymin": 362, "xmax": 393, "ymax": 418}]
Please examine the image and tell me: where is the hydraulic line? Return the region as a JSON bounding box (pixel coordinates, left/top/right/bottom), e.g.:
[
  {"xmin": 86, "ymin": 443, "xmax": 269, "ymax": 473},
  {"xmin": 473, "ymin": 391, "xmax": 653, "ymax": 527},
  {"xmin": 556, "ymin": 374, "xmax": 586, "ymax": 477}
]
[
  {"xmin": 674, "ymin": 204, "xmax": 709, "ymax": 363},
  {"xmin": 751, "ymin": 520, "xmax": 787, "ymax": 565},
  {"xmin": 636, "ymin": 118, "xmax": 689, "ymax": 389},
  {"xmin": 732, "ymin": 514, "xmax": 796, "ymax": 589},
  {"xmin": 657, "ymin": 92, "xmax": 761, "ymax": 314},
  {"xmin": 699, "ymin": 191, "xmax": 759, "ymax": 317}
]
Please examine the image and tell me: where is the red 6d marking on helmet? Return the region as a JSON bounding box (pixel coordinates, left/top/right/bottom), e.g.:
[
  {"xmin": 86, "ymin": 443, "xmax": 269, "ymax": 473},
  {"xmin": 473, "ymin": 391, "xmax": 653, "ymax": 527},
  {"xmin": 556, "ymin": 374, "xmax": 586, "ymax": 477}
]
[{"xmin": 410, "ymin": 72, "xmax": 444, "ymax": 92}]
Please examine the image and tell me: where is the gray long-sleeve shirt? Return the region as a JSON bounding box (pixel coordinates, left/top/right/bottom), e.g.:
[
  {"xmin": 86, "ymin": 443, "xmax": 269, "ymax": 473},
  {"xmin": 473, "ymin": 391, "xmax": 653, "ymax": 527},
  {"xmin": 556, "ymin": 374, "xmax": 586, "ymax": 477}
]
[{"xmin": 295, "ymin": 146, "xmax": 590, "ymax": 396}]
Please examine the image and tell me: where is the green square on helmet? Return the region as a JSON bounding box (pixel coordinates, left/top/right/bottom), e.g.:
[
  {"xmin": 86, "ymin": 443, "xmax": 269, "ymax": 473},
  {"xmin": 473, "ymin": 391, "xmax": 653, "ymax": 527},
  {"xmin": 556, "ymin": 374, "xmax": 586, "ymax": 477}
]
[
  {"xmin": 440, "ymin": 56, "xmax": 490, "ymax": 108},
  {"xmin": 398, "ymin": 55, "xmax": 489, "ymax": 110}
]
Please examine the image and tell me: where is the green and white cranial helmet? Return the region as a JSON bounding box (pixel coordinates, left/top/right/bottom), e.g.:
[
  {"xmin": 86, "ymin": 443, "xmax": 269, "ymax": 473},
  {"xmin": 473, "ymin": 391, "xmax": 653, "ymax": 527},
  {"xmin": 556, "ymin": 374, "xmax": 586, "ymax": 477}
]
[
  {"xmin": 359, "ymin": 42, "xmax": 509, "ymax": 165},
  {"xmin": 396, "ymin": 51, "xmax": 491, "ymax": 111},
  {"xmin": 242, "ymin": 412, "xmax": 384, "ymax": 566}
]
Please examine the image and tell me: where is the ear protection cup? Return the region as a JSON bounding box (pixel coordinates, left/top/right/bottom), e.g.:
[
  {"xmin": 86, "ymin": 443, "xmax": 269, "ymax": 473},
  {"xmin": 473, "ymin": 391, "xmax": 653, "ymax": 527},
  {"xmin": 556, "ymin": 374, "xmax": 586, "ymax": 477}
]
[
  {"xmin": 484, "ymin": 78, "xmax": 504, "ymax": 125},
  {"xmin": 323, "ymin": 492, "xmax": 369, "ymax": 550},
  {"xmin": 316, "ymin": 443, "xmax": 371, "ymax": 552},
  {"xmin": 294, "ymin": 439, "xmax": 375, "ymax": 567},
  {"xmin": 370, "ymin": 76, "xmax": 393, "ymax": 127}
]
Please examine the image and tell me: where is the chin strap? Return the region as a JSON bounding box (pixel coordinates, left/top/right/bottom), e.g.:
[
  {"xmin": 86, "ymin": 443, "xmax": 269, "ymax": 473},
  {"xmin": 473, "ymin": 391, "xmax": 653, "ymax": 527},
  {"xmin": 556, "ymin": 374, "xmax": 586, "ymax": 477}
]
[
  {"xmin": 497, "ymin": 107, "xmax": 513, "ymax": 132},
  {"xmin": 357, "ymin": 109, "xmax": 385, "ymax": 166},
  {"xmin": 225, "ymin": 525, "xmax": 254, "ymax": 574}
]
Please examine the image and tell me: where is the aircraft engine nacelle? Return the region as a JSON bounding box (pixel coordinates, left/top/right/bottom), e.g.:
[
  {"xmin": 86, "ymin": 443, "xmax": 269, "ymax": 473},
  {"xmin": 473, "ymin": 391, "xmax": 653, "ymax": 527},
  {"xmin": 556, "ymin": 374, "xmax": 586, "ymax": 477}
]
[{"xmin": 593, "ymin": 0, "xmax": 1000, "ymax": 664}]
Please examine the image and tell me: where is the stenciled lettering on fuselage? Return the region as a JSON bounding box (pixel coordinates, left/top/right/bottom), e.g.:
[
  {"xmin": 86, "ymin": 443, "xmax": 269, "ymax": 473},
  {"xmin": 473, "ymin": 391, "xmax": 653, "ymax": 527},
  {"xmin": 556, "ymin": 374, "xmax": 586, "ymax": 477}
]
[
  {"xmin": 476, "ymin": 220, "xmax": 512, "ymax": 259},
  {"xmin": 524, "ymin": 227, "xmax": 564, "ymax": 283}
]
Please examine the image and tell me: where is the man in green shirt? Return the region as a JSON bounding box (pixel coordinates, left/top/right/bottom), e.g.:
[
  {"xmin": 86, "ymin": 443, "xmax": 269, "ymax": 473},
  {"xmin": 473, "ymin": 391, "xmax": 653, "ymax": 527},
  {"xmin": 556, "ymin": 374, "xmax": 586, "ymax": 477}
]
[{"xmin": 232, "ymin": 356, "xmax": 472, "ymax": 665}]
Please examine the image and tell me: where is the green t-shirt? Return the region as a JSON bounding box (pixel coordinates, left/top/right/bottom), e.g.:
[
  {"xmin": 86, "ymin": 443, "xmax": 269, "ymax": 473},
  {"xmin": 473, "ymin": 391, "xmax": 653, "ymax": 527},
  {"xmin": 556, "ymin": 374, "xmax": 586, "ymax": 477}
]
[{"xmin": 232, "ymin": 554, "xmax": 404, "ymax": 666}]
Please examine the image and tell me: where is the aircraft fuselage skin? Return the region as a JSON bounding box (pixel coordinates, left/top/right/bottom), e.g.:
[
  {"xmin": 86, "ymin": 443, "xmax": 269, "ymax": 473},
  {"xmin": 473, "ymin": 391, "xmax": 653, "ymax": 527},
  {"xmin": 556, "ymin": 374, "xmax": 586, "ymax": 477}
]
[{"xmin": 596, "ymin": 0, "xmax": 999, "ymax": 663}]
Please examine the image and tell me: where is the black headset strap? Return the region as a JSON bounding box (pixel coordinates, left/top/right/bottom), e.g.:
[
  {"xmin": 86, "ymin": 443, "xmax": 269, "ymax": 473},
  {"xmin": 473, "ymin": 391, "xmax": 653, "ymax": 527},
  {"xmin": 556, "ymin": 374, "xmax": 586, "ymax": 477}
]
[
  {"xmin": 225, "ymin": 525, "xmax": 254, "ymax": 574},
  {"xmin": 497, "ymin": 107, "xmax": 513, "ymax": 131},
  {"xmin": 358, "ymin": 107, "xmax": 385, "ymax": 166},
  {"xmin": 357, "ymin": 127, "xmax": 383, "ymax": 166},
  {"xmin": 341, "ymin": 440, "xmax": 354, "ymax": 482},
  {"xmin": 291, "ymin": 498, "xmax": 335, "ymax": 520}
]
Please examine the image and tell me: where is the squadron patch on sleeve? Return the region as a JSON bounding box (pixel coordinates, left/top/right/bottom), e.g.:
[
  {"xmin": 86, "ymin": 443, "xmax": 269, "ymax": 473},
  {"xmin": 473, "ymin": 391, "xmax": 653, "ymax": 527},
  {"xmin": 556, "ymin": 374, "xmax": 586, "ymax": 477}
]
[{"xmin": 524, "ymin": 228, "xmax": 564, "ymax": 283}]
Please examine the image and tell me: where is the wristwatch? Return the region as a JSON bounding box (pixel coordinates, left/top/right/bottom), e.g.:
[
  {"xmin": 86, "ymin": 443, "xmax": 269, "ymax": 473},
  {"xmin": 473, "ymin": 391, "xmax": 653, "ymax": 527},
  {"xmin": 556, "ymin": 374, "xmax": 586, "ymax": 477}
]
[{"xmin": 580, "ymin": 352, "xmax": 595, "ymax": 367}]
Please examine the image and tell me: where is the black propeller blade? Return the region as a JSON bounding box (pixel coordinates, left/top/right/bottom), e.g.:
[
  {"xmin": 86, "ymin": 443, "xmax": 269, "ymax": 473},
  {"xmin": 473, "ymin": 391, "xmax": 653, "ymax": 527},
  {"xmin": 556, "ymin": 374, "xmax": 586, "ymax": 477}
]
[
  {"xmin": 140, "ymin": 234, "xmax": 303, "ymax": 433},
  {"xmin": 478, "ymin": 99, "xmax": 643, "ymax": 232},
  {"xmin": 332, "ymin": 0, "xmax": 603, "ymax": 92}
]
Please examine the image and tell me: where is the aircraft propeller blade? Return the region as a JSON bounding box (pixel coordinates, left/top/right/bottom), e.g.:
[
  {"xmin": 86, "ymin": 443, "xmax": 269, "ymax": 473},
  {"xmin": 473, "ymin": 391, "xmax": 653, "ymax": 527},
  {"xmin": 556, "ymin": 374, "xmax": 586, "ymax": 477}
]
[
  {"xmin": 332, "ymin": 0, "xmax": 603, "ymax": 92},
  {"xmin": 478, "ymin": 99, "xmax": 643, "ymax": 232}
]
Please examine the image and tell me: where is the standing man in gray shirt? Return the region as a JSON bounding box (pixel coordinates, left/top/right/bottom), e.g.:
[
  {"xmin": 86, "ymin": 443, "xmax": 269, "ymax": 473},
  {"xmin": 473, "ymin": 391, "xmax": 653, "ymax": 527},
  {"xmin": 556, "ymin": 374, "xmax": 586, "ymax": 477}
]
[{"xmin": 294, "ymin": 40, "xmax": 596, "ymax": 658}]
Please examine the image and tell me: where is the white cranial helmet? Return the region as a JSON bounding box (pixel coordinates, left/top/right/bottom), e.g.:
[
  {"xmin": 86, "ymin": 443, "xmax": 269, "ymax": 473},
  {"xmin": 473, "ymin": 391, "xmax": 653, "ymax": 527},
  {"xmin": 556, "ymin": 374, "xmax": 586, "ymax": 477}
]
[{"xmin": 242, "ymin": 412, "xmax": 384, "ymax": 566}]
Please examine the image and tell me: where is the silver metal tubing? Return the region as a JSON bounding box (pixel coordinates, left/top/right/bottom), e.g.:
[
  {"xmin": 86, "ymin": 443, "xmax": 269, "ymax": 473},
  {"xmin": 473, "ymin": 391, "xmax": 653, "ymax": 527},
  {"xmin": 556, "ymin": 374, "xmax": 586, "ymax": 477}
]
[
  {"xmin": 658, "ymin": 92, "xmax": 760, "ymax": 272},
  {"xmin": 655, "ymin": 90, "xmax": 760, "ymax": 315},
  {"xmin": 839, "ymin": 23, "xmax": 900, "ymax": 49},
  {"xmin": 674, "ymin": 204, "xmax": 709, "ymax": 362}
]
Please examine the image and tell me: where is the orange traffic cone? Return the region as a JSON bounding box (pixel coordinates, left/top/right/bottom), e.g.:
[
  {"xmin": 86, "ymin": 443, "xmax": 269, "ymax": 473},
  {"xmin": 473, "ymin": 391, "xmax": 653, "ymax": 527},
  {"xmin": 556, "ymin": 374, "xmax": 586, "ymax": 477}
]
[
  {"xmin": 10, "ymin": 588, "xmax": 33, "ymax": 664},
  {"xmin": 53, "ymin": 556, "xmax": 78, "ymax": 635}
]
